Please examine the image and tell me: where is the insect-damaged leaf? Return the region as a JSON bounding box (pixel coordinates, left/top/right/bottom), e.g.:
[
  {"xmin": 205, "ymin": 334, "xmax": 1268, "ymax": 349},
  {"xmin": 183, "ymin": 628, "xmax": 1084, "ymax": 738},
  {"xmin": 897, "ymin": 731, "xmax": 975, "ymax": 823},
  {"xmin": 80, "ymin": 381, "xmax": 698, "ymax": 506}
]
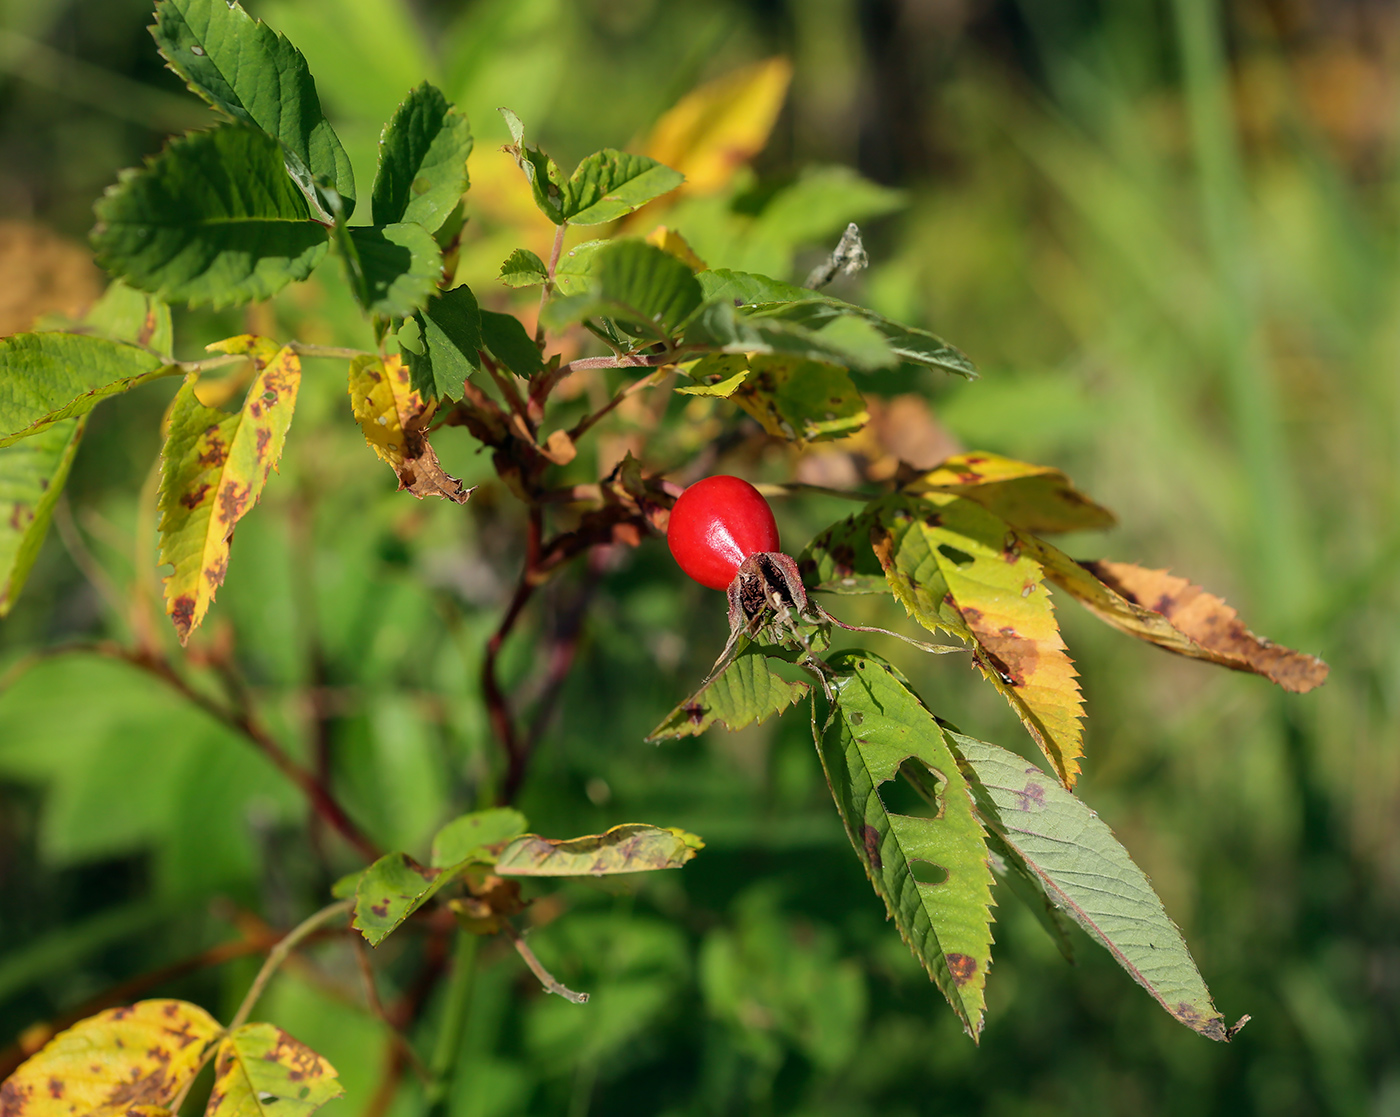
[
  {"xmin": 0, "ymin": 418, "xmax": 85, "ymax": 617},
  {"xmin": 494, "ymin": 824, "xmax": 704, "ymax": 876},
  {"xmin": 0, "ymin": 999, "xmax": 220, "ymax": 1115},
  {"xmin": 797, "ymin": 509, "xmax": 888, "ymax": 595},
  {"xmin": 728, "ymin": 354, "xmax": 869, "ymax": 443},
  {"xmin": 353, "ymin": 852, "xmax": 461, "ymax": 946},
  {"xmin": 815, "ymin": 652, "xmax": 995, "ymax": 1038},
  {"xmin": 157, "ymin": 336, "xmax": 300, "ymax": 644},
  {"xmin": 872, "ymin": 492, "xmax": 1087, "ymax": 787},
  {"xmin": 909, "ymin": 451, "xmax": 1117, "ymax": 535},
  {"xmin": 372, "ymin": 82, "xmax": 472, "ymax": 234},
  {"xmin": 949, "ymin": 730, "xmax": 1247, "ymax": 1042},
  {"xmin": 206, "ymin": 1023, "xmax": 342, "ymax": 1117},
  {"xmin": 431, "ymin": 807, "xmax": 529, "ymax": 869},
  {"xmin": 348, "ymin": 354, "xmax": 471, "ymax": 503},
  {"xmin": 647, "ymin": 642, "xmax": 809, "ymax": 741}
]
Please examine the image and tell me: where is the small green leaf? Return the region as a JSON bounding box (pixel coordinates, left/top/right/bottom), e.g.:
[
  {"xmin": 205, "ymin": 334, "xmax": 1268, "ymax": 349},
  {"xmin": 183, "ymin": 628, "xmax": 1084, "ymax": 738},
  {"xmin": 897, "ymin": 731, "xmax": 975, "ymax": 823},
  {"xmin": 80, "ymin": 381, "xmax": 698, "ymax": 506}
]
[
  {"xmin": 208, "ymin": 1022, "xmax": 343, "ymax": 1116},
  {"xmin": 405, "ymin": 285, "xmax": 482, "ymax": 401},
  {"xmin": 71, "ymin": 281, "xmax": 173, "ymax": 355},
  {"xmin": 542, "ymin": 240, "xmax": 703, "ymax": 342},
  {"xmin": 647, "ymin": 643, "xmax": 809, "ymax": 741},
  {"xmin": 480, "ymin": 310, "xmax": 543, "ymax": 377},
  {"xmin": 499, "ymin": 248, "xmax": 548, "ymax": 288},
  {"xmin": 353, "ymin": 851, "xmax": 462, "ymax": 946},
  {"xmin": 797, "ymin": 509, "xmax": 888, "ymax": 595},
  {"xmin": 730, "ymin": 354, "xmax": 869, "ymax": 443},
  {"xmin": 344, "ymin": 222, "xmax": 443, "ymax": 317},
  {"xmin": 560, "ymin": 149, "xmax": 684, "ymax": 225},
  {"xmin": 152, "ymin": 0, "xmax": 356, "ymax": 218},
  {"xmin": 0, "ymin": 333, "xmax": 171, "ymax": 446},
  {"xmin": 372, "ymin": 81, "xmax": 473, "ymax": 233},
  {"xmin": 499, "ymin": 108, "xmax": 567, "ymax": 224},
  {"xmin": 494, "ymin": 824, "xmax": 704, "ymax": 876},
  {"xmin": 92, "ymin": 124, "xmax": 330, "ymax": 308},
  {"xmin": 0, "ymin": 418, "xmax": 85, "ymax": 617},
  {"xmin": 675, "ymin": 353, "xmax": 750, "ymax": 398},
  {"xmin": 431, "ymin": 807, "xmax": 528, "ymax": 868},
  {"xmin": 950, "ymin": 730, "xmax": 1244, "ymax": 1041},
  {"xmin": 817, "ymin": 652, "xmax": 996, "ymax": 1038}
]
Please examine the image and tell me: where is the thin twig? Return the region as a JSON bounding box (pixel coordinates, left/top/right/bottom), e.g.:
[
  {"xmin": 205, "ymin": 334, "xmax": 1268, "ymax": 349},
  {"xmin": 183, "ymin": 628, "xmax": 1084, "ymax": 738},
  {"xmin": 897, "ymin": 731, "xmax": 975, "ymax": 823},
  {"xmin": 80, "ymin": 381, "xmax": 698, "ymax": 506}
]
[
  {"xmin": 566, "ymin": 368, "xmax": 669, "ymax": 444},
  {"xmin": 555, "ymin": 351, "xmax": 682, "ymax": 376},
  {"xmin": 503, "ymin": 922, "xmax": 588, "ymax": 1004},
  {"xmin": 229, "ymin": 899, "xmax": 354, "ymax": 1032},
  {"xmin": 536, "ymin": 223, "xmax": 569, "ymax": 347},
  {"xmin": 484, "ymin": 509, "xmax": 543, "ymax": 802}
]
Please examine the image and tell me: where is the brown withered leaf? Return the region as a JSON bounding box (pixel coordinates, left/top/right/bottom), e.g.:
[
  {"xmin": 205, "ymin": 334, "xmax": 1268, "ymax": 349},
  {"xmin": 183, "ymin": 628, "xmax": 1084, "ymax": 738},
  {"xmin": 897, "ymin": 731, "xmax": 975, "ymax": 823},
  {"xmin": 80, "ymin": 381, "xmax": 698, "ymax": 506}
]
[{"xmin": 349, "ymin": 354, "xmax": 472, "ymax": 503}]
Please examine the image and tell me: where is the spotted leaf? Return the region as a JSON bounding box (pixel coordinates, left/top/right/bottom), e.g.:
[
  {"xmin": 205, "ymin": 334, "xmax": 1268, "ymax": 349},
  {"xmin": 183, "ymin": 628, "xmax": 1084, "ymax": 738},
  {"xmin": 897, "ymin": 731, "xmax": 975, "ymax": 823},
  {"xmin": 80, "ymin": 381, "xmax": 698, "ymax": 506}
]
[
  {"xmin": 206, "ymin": 1023, "xmax": 341, "ymax": 1117},
  {"xmin": 908, "ymin": 452, "xmax": 1117, "ymax": 535},
  {"xmin": 494, "ymin": 823, "xmax": 703, "ymax": 876}
]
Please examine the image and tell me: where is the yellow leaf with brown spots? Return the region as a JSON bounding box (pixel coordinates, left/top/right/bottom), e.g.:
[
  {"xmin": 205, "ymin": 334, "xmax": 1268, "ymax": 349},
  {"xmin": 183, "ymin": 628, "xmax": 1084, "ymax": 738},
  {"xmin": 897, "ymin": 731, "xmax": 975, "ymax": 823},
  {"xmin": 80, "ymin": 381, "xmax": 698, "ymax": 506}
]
[
  {"xmin": 348, "ymin": 354, "xmax": 472, "ymax": 503},
  {"xmin": 206, "ymin": 1024, "xmax": 341, "ymax": 1117},
  {"xmin": 871, "ymin": 492, "xmax": 1087, "ymax": 788},
  {"xmin": 156, "ymin": 337, "xmax": 301, "ymax": 644},
  {"xmin": 0, "ymin": 999, "xmax": 220, "ymax": 1116},
  {"xmin": 908, "ymin": 452, "xmax": 1117, "ymax": 535}
]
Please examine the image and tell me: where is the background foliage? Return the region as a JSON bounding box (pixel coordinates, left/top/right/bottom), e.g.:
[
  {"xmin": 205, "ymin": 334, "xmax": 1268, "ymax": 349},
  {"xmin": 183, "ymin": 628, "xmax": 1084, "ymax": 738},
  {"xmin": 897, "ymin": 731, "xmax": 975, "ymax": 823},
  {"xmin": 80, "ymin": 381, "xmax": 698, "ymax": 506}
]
[{"xmin": 0, "ymin": 0, "xmax": 1395, "ymax": 1114}]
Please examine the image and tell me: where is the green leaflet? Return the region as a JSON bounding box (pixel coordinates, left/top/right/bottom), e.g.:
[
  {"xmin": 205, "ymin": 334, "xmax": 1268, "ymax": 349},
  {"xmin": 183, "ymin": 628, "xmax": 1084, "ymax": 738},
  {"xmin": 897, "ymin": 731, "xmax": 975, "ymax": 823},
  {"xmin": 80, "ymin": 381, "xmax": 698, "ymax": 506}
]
[
  {"xmin": 403, "ymin": 284, "xmax": 481, "ymax": 400},
  {"xmin": 754, "ymin": 165, "xmax": 905, "ymax": 246},
  {"xmin": 647, "ymin": 642, "xmax": 810, "ymax": 741},
  {"xmin": 0, "ymin": 418, "xmax": 85, "ymax": 617},
  {"xmin": 372, "ymin": 82, "xmax": 473, "ymax": 233},
  {"xmin": 479, "ymin": 310, "xmax": 543, "ymax": 377},
  {"xmin": 353, "ymin": 852, "xmax": 463, "ymax": 946},
  {"xmin": 494, "ymin": 824, "xmax": 704, "ymax": 876},
  {"xmin": 560, "ymin": 149, "xmax": 684, "ymax": 225},
  {"xmin": 554, "ymin": 238, "xmax": 607, "ymax": 295},
  {"xmin": 92, "ymin": 124, "xmax": 330, "ymax": 308},
  {"xmin": 683, "ymin": 299, "xmax": 895, "ymax": 373},
  {"xmin": 0, "ymin": 333, "xmax": 171, "ymax": 446},
  {"xmin": 208, "ymin": 1023, "xmax": 343, "ymax": 1117},
  {"xmin": 343, "ymin": 222, "xmax": 443, "ymax": 317},
  {"xmin": 816, "ymin": 652, "xmax": 995, "ymax": 1038},
  {"xmin": 949, "ymin": 730, "xmax": 1243, "ymax": 1042},
  {"xmin": 498, "ymin": 248, "xmax": 548, "ymax": 288},
  {"xmin": 431, "ymin": 807, "xmax": 528, "ymax": 868},
  {"xmin": 152, "ymin": 0, "xmax": 356, "ymax": 219},
  {"xmin": 542, "ymin": 240, "xmax": 703, "ymax": 343}
]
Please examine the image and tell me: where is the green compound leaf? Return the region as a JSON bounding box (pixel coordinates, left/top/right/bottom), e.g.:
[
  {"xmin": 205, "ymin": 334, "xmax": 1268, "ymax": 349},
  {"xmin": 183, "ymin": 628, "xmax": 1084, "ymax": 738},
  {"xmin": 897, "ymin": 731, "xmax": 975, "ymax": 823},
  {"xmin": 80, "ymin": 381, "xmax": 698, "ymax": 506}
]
[
  {"xmin": 948, "ymin": 730, "xmax": 1246, "ymax": 1042},
  {"xmin": 207, "ymin": 1023, "xmax": 342, "ymax": 1117},
  {"xmin": 92, "ymin": 124, "xmax": 330, "ymax": 308},
  {"xmin": 872, "ymin": 492, "xmax": 1087, "ymax": 788},
  {"xmin": 541, "ymin": 240, "xmax": 703, "ymax": 343},
  {"xmin": 431, "ymin": 808, "xmax": 528, "ymax": 869},
  {"xmin": 559, "ymin": 149, "xmax": 684, "ymax": 225},
  {"xmin": 372, "ymin": 82, "xmax": 472, "ymax": 233},
  {"xmin": 494, "ymin": 824, "xmax": 704, "ymax": 876},
  {"xmin": 815, "ymin": 652, "xmax": 995, "ymax": 1039},
  {"xmin": 797, "ymin": 508, "xmax": 888, "ymax": 596},
  {"xmin": 0, "ymin": 333, "xmax": 171, "ymax": 447},
  {"xmin": 498, "ymin": 248, "xmax": 548, "ymax": 288},
  {"xmin": 647, "ymin": 641, "xmax": 810, "ymax": 741},
  {"xmin": 0, "ymin": 417, "xmax": 85, "ymax": 617},
  {"xmin": 403, "ymin": 284, "xmax": 481, "ymax": 400},
  {"xmin": 480, "ymin": 310, "xmax": 543, "ymax": 377},
  {"xmin": 729, "ymin": 354, "xmax": 869, "ymax": 443},
  {"xmin": 151, "ymin": 0, "xmax": 356, "ymax": 219},
  {"xmin": 353, "ymin": 852, "xmax": 463, "ymax": 946},
  {"xmin": 910, "ymin": 452, "xmax": 1117, "ymax": 535},
  {"xmin": 343, "ymin": 222, "xmax": 443, "ymax": 318}
]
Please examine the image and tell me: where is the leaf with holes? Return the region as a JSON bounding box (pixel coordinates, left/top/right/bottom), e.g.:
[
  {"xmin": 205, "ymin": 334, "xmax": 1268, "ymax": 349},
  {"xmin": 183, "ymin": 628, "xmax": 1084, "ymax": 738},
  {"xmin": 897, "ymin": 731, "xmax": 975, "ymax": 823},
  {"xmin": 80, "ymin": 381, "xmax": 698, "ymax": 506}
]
[
  {"xmin": 729, "ymin": 354, "xmax": 869, "ymax": 443},
  {"xmin": 0, "ymin": 417, "xmax": 85, "ymax": 617},
  {"xmin": 949, "ymin": 730, "xmax": 1246, "ymax": 1042},
  {"xmin": 431, "ymin": 808, "xmax": 528, "ymax": 869},
  {"xmin": 151, "ymin": 0, "xmax": 355, "ymax": 218},
  {"xmin": 348, "ymin": 354, "xmax": 470, "ymax": 503},
  {"xmin": 157, "ymin": 337, "xmax": 301, "ymax": 644},
  {"xmin": 0, "ymin": 999, "xmax": 220, "ymax": 1115},
  {"xmin": 206, "ymin": 1023, "xmax": 342, "ymax": 1117},
  {"xmin": 0, "ymin": 334, "xmax": 171, "ymax": 447},
  {"xmin": 372, "ymin": 81, "xmax": 472, "ymax": 233},
  {"xmin": 815, "ymin": 652, "xmax": 995, "ymax": 1038},
  {"xmin": 796, "ymin": 508, "xmax": 888, "ymax": 596},
  {"xmin": 909, "ymin": 452, "xmax": 1117, "ymax": 535},
  {"xmin": 647, "ymin": 641, "xmax": 809, "ymax": 741},
  {"xmin": 872, "ymin": 492, "xmax": 1087, "ymax": 787},
  {"xmin": 494, "ymin": 824, "xmax": 703, "ymax": 876},
  {"xmin": 92, "ymin": 124, "xmax": 330, "ymax": 308}
]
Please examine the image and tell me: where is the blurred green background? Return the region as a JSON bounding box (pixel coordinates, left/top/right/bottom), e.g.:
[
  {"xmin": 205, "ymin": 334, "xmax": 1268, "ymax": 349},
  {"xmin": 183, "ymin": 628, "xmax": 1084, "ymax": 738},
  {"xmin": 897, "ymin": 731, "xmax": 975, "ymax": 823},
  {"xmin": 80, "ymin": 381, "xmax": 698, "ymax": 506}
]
[{"xmin": 0, "ymin": 0, "xmax": 1396, "ymax": 1114}]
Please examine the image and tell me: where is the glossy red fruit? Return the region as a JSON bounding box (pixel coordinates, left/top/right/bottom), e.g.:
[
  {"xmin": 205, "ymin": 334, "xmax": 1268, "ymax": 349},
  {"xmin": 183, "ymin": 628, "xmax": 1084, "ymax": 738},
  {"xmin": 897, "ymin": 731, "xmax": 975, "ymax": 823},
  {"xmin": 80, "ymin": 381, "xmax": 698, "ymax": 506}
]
[{"xmin": 667, "ymin": 475, "xmax": 781, "ymax": 590}]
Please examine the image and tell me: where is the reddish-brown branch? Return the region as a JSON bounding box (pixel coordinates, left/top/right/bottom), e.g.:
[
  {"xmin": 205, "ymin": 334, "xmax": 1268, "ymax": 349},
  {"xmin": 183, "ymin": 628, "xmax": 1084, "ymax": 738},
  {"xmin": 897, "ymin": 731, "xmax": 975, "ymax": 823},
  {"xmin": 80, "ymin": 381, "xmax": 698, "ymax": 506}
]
[{"xmin": 484, "ymin": 508, "xmax": 544, "ymax": 803}]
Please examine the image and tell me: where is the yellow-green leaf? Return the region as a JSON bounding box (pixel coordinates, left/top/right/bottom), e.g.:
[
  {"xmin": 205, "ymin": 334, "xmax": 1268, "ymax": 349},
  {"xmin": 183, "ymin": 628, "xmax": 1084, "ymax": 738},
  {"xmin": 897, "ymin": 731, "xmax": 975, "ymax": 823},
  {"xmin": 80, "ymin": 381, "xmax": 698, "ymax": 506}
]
[
  {"xmin": 348, "ymin": 354, "xmax": 471, "ymax": 502},
  {"xmin": 909, "ymin": 452, "xmax": 1117, "ymax": 535},
  {"xmin": 0, "ymin": 999, "xmax": 220, "ymax": 1115},
  {"xmin": 872, "ymin": 492, "xmax": 1087, "ymax": 787},
  {"xmin": 494, "ymin": 824, "xmax": 704, "ymax": 876},
  {"xmin": 729, "ymin": 355, "xmax": 869, "ymax": 443},
  {"xmin": 157, "ymin": 336, "xmax": 300, "ymax": 644},
  {"xmin": 206, "ymin": 1023, "xmax": 342, "ymax": 1117}
]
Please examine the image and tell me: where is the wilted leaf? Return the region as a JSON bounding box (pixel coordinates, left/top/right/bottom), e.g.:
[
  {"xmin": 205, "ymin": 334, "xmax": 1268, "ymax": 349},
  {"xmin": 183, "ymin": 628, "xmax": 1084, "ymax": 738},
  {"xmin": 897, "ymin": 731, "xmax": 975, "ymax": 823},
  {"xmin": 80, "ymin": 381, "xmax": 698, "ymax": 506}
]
[
  {"xmin": 353, "ymin": 852, "xmax": 460, "ymax": 946},
  {"xmin": 206, "ymin": 1023, "xmax": 342, "ymax": 1117},
  {"xmin": 0, "ymin": 417, "xmax": 84, "ymax": 617},
  {"xmin": 0, "ymin": 333, "xmax": 170, "ymax": 446},
  {"xmin": 730, "ymin": 354, "xmax": 869, "ymax": 443},
  {"xmin": 911, "ymin": 452, "xmax": 1117, "ymax": 535},
  {"xmin": 348, "ymin": 354, "xmax": 471, "ymax": 503},
  {"xmin": 371, "ymin": 81, "xmax": 472, "ymax": 233},
  {"xmin": 0, "ymin": 999, "xmax": 220, "ymax": 1115},
  {"xmin": 498, "ymin": 248, "xmax": 548, "ymax": 288},
  {"xmin": 431, "ymin": 807, "xmax": 529, "ymax": 868},
  {"xmin": 951, "ymin": 730, "xmax": 1246, "ymax": 1041},
  {"xmin": 157, "ymin": 337, "xmax": 301, "ymax": 644},
  {"xmin": 647, "ymin": 642, "xmax": 810, "ymax": 741},
  {"xmin": 91, "ymin": 125, "xmax": 330, "ymax": 308},
  {"xmin": 816, "ymin": 652, "xmax": 995, "ymax": 1038},
  {"xmin": 872, "ymin": 493, "xmax": 1087, "ymax": 787},
  {"xmin": 494, "ymin": 824, "xmax": 704, "ymax": 876}
]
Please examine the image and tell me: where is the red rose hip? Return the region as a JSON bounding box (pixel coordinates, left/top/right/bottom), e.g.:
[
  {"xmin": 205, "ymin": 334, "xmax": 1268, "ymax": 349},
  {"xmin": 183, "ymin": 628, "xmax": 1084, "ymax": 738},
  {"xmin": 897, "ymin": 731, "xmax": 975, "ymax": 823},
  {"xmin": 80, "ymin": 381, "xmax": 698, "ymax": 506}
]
[{"xmin": 667, "ymin": 475, "xmax": 781, "ymax": 590}]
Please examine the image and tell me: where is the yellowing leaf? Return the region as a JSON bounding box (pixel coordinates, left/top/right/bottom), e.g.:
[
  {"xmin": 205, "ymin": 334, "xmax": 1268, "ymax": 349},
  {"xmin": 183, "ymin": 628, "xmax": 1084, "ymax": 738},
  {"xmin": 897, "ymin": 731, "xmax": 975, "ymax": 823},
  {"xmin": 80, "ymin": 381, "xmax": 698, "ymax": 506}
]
[
  {"xmin": 348, "ymin": 354, "xmax": 472, "ymax": 503},
  {"xmin": 207, "ymin": 1023, "xmax": 342, "ymax": 1117},
  {"xmin": 157, "ymin": 337, "xmax": 300, "ymax": 644},
  {"xmin": 872, "ymin": 493, "xmax": 1087, "ymax": 788},
  {"xmin": 642, "ymin": 57, "xmax": 793, "ymax": 195},
  {"xmin": 730, "ymin": 354, "xmax": 869, "ymax": 443},
  {"xmin": 645, "ymin": 225, "xmax": 707, "ymax": 270},
  {"xmin": 0, "ymin": 999, "xmax": 220, "ymax": 1115},
  {"xmin": 494, "ymin": 824, "xmax": 704, "ymax": 876},
  {"xmin": 909, "ymin": 452, "xmax": 1117, "ymax": 535}
]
